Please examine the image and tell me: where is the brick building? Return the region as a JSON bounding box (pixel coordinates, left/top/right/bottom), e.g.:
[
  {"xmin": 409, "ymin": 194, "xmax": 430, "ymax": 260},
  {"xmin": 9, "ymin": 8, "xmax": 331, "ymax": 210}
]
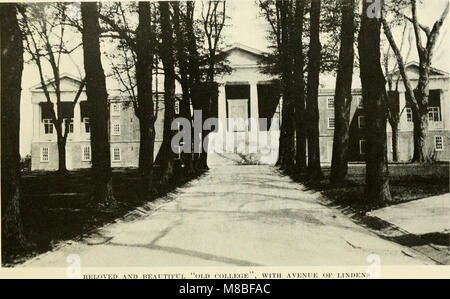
[
  {"xmin": 30, "ymin": 74, "xmax": 169, "ymax": 171},
  {"xmin": 30, "ymin": 45, "xmax": 449, "ymax": 170}
]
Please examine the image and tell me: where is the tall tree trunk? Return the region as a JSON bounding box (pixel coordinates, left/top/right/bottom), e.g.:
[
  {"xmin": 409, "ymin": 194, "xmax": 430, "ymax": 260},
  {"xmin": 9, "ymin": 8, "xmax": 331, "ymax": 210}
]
[
  {"xmin": 275, "ymin": 0, "xmax": 285, "ymax": 168},
  {"xmin": 386, "ymin": 0, "xmax": 449, "ymax": 163},
  {"xmin": 81, "ymin": 2, "xmax": 116, "ymax": 208},
  {"xmin": 292, "ymin": 0, "xmax": 307, "ymax": 177},
  {"xmin": 358, "ymin": 0, "xmax": 392, "ymax": 203},
  {"xmin": 409, "ymin": 0, "xmax": 448, "ymax": 162},
  {"xmin": 57, "ymin": 135, "xmax": 67, "ymax": 174},
  {"xmin": 306, "ymin": 0, "xmax": 323, "ymax": 179},
  {"xmin": 186, "ymin": 1, "xmax": 201, "ymax": 172},
  {"xmin": 391, "ymin": 120, "xmax": 399, "ymax": 162},
  {"xmin": 179, "ymin": 90, "xmax": 194, "ymax": 173},
  {"xmin": 196, "ymin": 83, "xmax": 217, "ymax": 170},
  {"xmin": 382, "ymin": 16, "xmax": 422, "ymax": 163},
  {"xmin": 1, "ymin": 3, "xmax": 30, "ymax": 252},
  {"xmin": 173, "ymin": 1, "xmax": 194, "ymax": 174},
  {"xmin": 136, "ymin": 1, "xmax": 155, "ymax": 194},
  {"xmin": 158, "ymin": 1, "xmax": 176, "ymax": 184},
  {"xmin": 276, "ymin": 0, "xmax": 296, "ymax": 174},
  {"xmin": 412, "ymin": 106, "xmax": 431, "ymax": 162},
  {"xmin": 330, "ymin": 0, "xmax": 355, "ymax": 185},
  {"xmin": 411, "ymin": 68, "xmax": 432, "ymax": 162}
]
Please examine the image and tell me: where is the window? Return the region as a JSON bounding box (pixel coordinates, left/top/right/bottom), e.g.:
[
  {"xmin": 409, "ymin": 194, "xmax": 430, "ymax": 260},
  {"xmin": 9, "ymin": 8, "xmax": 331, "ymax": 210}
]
[
  {"xmin": 406, "ymin": 108, "xmax": 413, "ymax": 122},
  {"xmin": 328, "ymin": 117, "xmax": 335, "ymax": 129},
  {"xmin": 359, "ymin": 140, "xmax": 367, "ymax": 155},
  {"xmin": 111, "ymin": 103, "xmax": 121, "ymax": 116},
  {"xmin": 112, "ymin": 148, "xmax": 121, "ymax": 161},
  {"xmin": 358, "ymin": 116, "xmax": 366, "ymax": 129},
  {"xmin": 43, "ymin": 119, "xmax": 53, "ymax": 134},
  {"xmin": 40, "ymin": 147, "xmax": 49, "ymax": 162},
  {"xmin": 428, "ymin": 107, "xmax": 441, "ymax": 122},
  {"xmin": 83, "ymin": 118, "xmax": 90, "ymax": 133},
  {"xmin": 64, "ymin": 118, "xmax": 74, "ymax": 134},
  {"xmin": 81, "ymin": 145, "xmax": 91, "ymax": 161},
  {"xmin": 327, "ymin": 98, "xmax": 334, "ymax": 109},
  {"xmin": 112, "ymin": 122, "xmax": 121, "ymax": 136},
  {"xmin": 435, "ymin": 136, "xmax": 444, "ymax": 151}
]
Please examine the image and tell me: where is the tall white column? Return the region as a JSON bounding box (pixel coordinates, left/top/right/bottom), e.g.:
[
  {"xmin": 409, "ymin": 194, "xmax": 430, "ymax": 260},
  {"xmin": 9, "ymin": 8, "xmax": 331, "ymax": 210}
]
[
  {"xmin": 33, "ymin": 103, "xmax": 41, "ymax": 141},
  {"xmin": 250, "ymin": 82, "xmax": 259, "ymax": 129},
  {"xmin": 278, "ymin": 95, "xmax": 283, "ymax": 125},
  {"xmin": 218, "ymin": 84, "xmax": 227, "ymax": 152},
  {"xmin": 250, "ymin": 82, "xmax": 259, "ymax": 152},
  {"xmin": 73, "ymin": 101, "xmax": 81, "ymax": 141}
]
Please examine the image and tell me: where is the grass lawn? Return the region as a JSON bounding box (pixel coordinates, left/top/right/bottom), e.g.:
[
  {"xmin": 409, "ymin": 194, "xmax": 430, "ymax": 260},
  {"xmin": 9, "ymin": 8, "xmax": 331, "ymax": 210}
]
[
  {"xmin": 2, "ymin": 164, "xmax": 205, "ymax": 266},
  {"xmin": 304, "ymin": 162, "xmax": 449, "ymax": 212}
]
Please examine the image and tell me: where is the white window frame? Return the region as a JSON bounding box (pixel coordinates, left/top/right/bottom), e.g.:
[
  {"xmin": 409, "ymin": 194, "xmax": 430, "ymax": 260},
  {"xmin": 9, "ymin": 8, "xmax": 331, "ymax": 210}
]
[
  {"xmin": 63, "ymin": 118, "xmax": 74, "ymax": 134},
  {"xmin": 81, "ymin": 145, "xmax": 91, "ymax": 162},
  {"xmin": 359, "ymin": 140, "xmax": 366, "ymax": 155},
  {"xmin": 328, "ymin": 117, "xmax": 335, "ymax": 129},
  {"xmin": 112, "ymin": 148, "xmax": 121, "ymax": 162},
  {"xmin": 327, "ymin": 98, "xmax": 334, "ymax": 109},
  {"xmin": 112, "ymin": 122, "xmax": 121, "ymax": 136},
  {"xmin": 358, "ymin": 116, "xmax": 366, "ymax": 129},
  {"xmin": 43, "ymin": 119, "xmax": 54, "ymax": 134},
  {"xmin": 435, "ymin": 136, "xmax": 444, "ymax": 151},
  {"xmin": 406, "ymin": 108, "xmax": 413, "ymax": 122},
  {"xmin": 40, "ymin": 147, "xmax": 50, "ymax": 163},
  {"xmin": 111, "ymin": 103, "xmax": 121, "ymax": 116},
  {"xmin": 428, "ymin": 106, "xmax": 441, "ymax": 122}
]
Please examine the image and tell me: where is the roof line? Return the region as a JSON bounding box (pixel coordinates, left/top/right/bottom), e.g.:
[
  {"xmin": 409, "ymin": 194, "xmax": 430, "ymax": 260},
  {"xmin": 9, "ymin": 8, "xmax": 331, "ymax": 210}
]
[
  {"xmin": 389, "ymin": 61, "xmax": 449, "ymax": 76},
  {"xmin": 222, "ymin": 42, "xmax": 266, "ymax": 56},
  {"xmin": 29, "ymin": 73, "xmax": 84, "ymax": 91}
]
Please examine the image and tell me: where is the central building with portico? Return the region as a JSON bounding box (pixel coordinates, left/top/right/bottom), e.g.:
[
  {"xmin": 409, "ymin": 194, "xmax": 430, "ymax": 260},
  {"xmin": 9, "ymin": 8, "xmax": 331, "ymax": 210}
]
[{"xmin": 209, "ymin": 43, "xmax": 281, "ymax": 165}]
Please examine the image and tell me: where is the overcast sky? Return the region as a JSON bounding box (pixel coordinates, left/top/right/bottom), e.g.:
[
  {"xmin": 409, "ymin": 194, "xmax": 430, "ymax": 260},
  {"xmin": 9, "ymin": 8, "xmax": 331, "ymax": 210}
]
[{"xmin": 19, "ymin": 0, "xmax": 450, "ymax": 156}]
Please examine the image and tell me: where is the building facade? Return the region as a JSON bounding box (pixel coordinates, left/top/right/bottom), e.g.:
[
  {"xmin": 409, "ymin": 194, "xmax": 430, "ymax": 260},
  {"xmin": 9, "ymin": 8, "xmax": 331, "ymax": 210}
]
[
  {"xmin": 30, "ymin": 45, "xmax": 449, "ymax": 170},
  {"xmin": 300, "ymin": 62, "xmax": 450, "ymax": 163},
  {"xmin": 30, "ymin": 74, "xmax": 168, "ymax": 171},
  {"xmin": 384, "ymin": 62, "xmax": 450, "ymax": 162}
]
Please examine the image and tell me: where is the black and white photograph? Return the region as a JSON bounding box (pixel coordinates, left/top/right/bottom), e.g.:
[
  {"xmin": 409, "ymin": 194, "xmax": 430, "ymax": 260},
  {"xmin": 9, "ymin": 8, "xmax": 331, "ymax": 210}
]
[{"xmin": 1, "ymin": 0, "xmax": 449, "ymax": 280}]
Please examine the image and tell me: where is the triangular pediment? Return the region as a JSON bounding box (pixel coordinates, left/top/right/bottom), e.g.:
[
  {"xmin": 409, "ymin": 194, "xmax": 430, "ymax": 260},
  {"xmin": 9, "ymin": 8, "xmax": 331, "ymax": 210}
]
[
  {"xmin": 30, "ymin": 73, "xmax": 83, "ymax": 92},
  {"xmin": 389, "ymin": 62, "xmax": 449, "ymax": 79},
  {"xmin": 223, "ymin": 43, "xmax": 265, "ymax": 66}
]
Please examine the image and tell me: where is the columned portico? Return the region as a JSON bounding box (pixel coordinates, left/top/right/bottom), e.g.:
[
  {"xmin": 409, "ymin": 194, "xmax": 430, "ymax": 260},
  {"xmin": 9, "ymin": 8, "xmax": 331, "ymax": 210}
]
[
  {"xmin": 216, "ymin": 81, "xmax": 262, "ymax": 153},
  {"xmin": 208, "ymin": 43, "xmax": 281, "ymax": 166}
]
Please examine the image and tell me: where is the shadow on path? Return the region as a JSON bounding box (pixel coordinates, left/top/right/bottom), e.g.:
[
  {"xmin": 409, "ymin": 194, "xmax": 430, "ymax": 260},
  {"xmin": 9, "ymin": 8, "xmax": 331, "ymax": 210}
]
[{"xmin": 106, "ymin": 220, "xmax": 261, "ymax": 266}]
